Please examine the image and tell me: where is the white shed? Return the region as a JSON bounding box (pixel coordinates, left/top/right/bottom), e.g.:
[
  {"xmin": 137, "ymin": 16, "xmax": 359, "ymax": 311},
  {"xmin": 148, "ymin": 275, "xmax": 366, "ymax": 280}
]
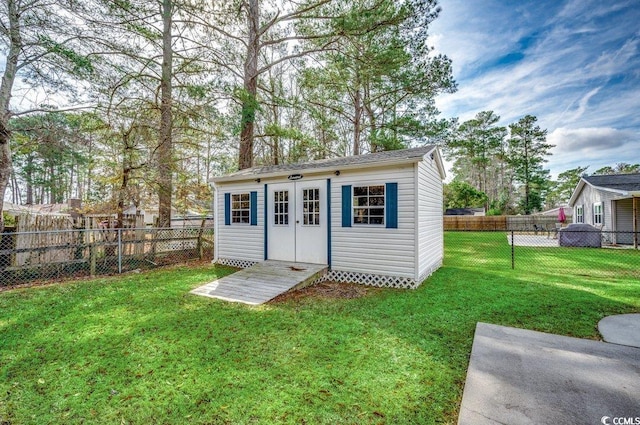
[{"xmin": 211, "ymin": 145, "xmax": 446, "ymax": 289}]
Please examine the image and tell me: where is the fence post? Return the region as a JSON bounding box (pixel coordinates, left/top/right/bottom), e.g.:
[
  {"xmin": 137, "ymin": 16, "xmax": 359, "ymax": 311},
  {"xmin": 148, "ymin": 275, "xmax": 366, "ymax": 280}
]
[
  {"xmin": 118, "ymin": 228, "xmax": 122, "ymax": 274},
  {"xmin": 90, "ymin": 229, "xmax": 96, "ymax": 276},
  {"xmin": 511, "ymin": 230, "xmax": 515, "ymax": 270},
  {"xmin": 196, "ymin": 219, "xmax": 206, "ymax": 259}
]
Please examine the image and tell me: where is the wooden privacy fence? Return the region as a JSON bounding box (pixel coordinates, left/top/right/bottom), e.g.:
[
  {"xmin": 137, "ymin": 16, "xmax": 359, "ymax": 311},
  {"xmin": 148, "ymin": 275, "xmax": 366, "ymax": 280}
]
[
  {"xmin": 444, "ymin": 215, "xmax": 563, "ymax": 231},
  {"xmin": 444, "ymin": 216, "xmax": 506, "ymax": 230},
  {"xmin": 14, "ymin": 214, "xmax": 76, "ymax": 267}
]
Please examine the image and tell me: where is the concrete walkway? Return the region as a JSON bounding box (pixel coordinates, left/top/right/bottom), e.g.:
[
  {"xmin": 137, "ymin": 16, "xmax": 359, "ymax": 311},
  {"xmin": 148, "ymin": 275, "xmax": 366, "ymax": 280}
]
[
  {"xmin": 458, "ymin": 323, "xmax": 640, "ymax": 425},
  {"xmin": 190, "ymin": 260, "xmax": 327, "ymax": 305},
  {"xmin": 598, "ymin": 314, "xmax": 640, "ymax": 348}
]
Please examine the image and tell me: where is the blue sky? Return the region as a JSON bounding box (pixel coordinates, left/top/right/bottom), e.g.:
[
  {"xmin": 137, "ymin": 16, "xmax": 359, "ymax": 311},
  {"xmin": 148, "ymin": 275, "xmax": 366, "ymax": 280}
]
[{"xmin": 429, "ymin": 0, "xmax": 640, "ymax": 178}]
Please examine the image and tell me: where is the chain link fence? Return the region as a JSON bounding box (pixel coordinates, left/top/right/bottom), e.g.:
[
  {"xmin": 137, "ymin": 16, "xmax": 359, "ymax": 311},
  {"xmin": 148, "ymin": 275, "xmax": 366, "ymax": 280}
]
[
  {"xmin": 0, "ymin": 227, "xmax": 213, "ymax": 288},
  {"xmin": 445, "ymin": 230, "xmax": 640, "ymax": 280}
]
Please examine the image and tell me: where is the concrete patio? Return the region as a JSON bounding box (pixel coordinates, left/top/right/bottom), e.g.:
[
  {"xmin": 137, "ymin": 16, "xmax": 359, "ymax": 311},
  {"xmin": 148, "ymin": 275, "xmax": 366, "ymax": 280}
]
[
  {"xmin": 506, "ymin": 233, "xmax": 560, "ymax": 247},
  {"xmin": 458, "ymin": 322, "xmax": 640, "ymax": 425}
]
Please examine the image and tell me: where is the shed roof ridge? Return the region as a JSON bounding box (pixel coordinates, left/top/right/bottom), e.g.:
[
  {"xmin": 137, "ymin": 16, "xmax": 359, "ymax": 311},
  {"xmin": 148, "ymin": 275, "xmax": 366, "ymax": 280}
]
[{"xmin": 217, "ymin": 145, "xmax": 436, "ymax": 180}]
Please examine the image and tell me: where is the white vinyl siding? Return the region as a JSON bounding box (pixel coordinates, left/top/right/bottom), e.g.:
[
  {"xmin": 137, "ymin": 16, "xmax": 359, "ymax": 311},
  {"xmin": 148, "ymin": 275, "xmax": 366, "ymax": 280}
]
[
  {"xmin": 216, "ymin": 182, "xmax": 264, "ymax": 262},
  {"xmin": 571, "ymin": 184, "xmax": 616, "ymax": 231},
  {"xmin": 417, "ymin": 157, "xmax": 444, "ymax": 281},
  {"xmin": 331, "ymin": 166, "xmax": 415, "ymax": 278}
]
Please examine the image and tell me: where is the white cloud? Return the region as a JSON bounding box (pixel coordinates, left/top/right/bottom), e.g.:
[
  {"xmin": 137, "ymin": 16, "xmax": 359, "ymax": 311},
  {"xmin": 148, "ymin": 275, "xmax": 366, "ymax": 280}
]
[
  {"xmin": 563, "ymin": 87, "xmax": 602, "ymax": 123},
  {"xmin": 547, "ymin": 127, "xmax": 640, "ymax": 177},
  {"xmin": 584, "ymin": 35, "xmax": 640, "ymax": 78},
  {"xmin": 549, "ymin": 127, "xmax": 634, "ymax": 153},
  {"xmin": 430, "ymin": 0, "xmax": 640, "ymax": 179},
  {"xmin": 429, "ymin": 0, "xmax": 526, "ymax": 77}
]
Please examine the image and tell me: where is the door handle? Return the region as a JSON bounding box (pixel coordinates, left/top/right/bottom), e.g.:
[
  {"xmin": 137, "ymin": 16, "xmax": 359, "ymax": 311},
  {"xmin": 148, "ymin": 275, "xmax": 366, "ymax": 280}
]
[{"xmin": 296, "ymin": 220, "xmax": 300, "ymax": 224}]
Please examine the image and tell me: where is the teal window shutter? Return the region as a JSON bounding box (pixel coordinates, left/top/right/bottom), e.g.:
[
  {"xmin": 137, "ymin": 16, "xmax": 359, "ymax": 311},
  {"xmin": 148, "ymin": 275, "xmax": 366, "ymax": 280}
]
[
  {"xmin": 386, "ymin": 182, "xmax": 398, "ymax": 229},
  {"xmin": 341, "ymin": 185, "xmax": 352, "ymax": 227},
  {"xmin": 250, "ymin": 191, "xmax": 258, "ymax": 226},
  {"xmin": 224, "ymin": 193, "xmax": 231, "ymax": 226}
]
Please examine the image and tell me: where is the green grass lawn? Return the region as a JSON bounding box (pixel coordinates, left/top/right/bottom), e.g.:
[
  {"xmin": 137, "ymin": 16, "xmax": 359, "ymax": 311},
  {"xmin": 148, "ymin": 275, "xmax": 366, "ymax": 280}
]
[{"xmin": 1, "ymin": 232, "xmax": 639, "ymax": 424}]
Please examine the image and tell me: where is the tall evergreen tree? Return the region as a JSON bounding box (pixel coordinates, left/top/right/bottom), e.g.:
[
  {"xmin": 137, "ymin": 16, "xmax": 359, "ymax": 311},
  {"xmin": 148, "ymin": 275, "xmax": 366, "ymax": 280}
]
[
  {"xmin": 444, "ymin": 111, "xmax": 506, "ymax": 209},
  {"xmin": 507, "ymin": 115, "xmax": 554, "ymax": 214},
  {"xmin": 300, "ymin": 0, "xmax": 455, "ymax": 156},
  {"xmin": 546, "ymin": 166, "xmax": 588, "ymax": 208},
  {"xmin": 0, "ymin": 0, "xmax": 94, "ymax": 228}
]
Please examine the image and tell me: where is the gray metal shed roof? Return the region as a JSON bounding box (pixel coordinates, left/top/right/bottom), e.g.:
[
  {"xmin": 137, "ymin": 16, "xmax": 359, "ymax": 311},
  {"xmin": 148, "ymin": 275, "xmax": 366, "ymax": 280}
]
[
  {"xmin": 583, "ymin": 173, "xmax": 640, "ymax": 192},
  {"xmin": 212, "ymin": 145, "xmax": 438, "ymax": 182}
]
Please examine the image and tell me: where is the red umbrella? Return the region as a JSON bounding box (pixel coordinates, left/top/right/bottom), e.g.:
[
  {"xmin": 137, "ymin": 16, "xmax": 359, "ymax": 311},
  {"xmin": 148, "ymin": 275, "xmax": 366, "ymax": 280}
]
[{"xmin": 558, "ymin": 207, "xmax": 566, "ymax": 223}]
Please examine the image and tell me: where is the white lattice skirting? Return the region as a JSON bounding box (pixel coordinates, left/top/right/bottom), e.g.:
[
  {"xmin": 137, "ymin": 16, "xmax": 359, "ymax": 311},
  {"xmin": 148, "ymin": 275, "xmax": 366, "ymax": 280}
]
[
  {"xmin": 215, "ymin": 258, "xmax": 443, "ymax": 289},
  {"xmin": 315, "ymin": 260, "xmax": 443, "ymax": 289},
  {"xmin": 320, "ymin": 270, "xmax": 419, "ymax": 289},
  {"xmin": 216, "ymin": 258, "xmax": 258, "ymax": 269}
]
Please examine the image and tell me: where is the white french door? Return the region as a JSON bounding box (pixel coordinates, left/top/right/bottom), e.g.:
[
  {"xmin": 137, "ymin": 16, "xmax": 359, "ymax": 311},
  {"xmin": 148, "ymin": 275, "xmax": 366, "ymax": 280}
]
[{"xmin": 267, "ymin": 180, "xmax": 327, "ymax": 264}]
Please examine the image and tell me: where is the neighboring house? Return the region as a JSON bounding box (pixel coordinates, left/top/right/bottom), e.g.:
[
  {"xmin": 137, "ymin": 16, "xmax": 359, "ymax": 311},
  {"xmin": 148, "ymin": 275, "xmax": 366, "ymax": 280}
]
[
  {"xmin": 122, "ymin": 205, "xmax": 211, "ymax": 227},
  {"xmin": 445, "ymin": 208, "xmax": 485, "ymax": 216},
  {"xmin": 211, "ymin": 145, "xmax": 446, "ymax": 289},
  {"xmin": 4, "ymin": 199, "xmax": 81, "ymax": 218},
  {"xmin": 568, "ymin": 174, "xmax": 640, "ymax": 245}
]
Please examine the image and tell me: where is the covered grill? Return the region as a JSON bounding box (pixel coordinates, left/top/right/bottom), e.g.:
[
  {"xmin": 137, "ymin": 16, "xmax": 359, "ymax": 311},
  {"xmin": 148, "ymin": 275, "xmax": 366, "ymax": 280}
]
[{"xmin": 558, "ymin": 223, "xmax": 601, "ymax": 248}]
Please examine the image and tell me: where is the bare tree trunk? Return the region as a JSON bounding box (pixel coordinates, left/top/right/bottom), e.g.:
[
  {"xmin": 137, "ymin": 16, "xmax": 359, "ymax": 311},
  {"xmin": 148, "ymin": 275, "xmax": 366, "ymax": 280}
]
[
  {"xmin": 25, "ymin": 156, "xmax": 33, "ymax": 204},
  {"xmin": 239, "ymin": 0, "xmax": 260, "ymax": 170},
  {"xmin": 271, "ymin": 94, "xmax": 280, "ymax": 165},
  {"xmin": 0, "ymin": 0, "xmax": 22, "ymax": 230},
  {"xmin": 117, "ymin": 132, "xmax": 131, "ymax": 229},
  {"xmin": 86, "ymin": 134, "xmax": 93, "ymax": 202},
  {"xmin": 364, "ymin": 82, "xmax": 377, "ymax": 152},
  {"xmin": 353, "ymin": 87, "xmax": 362, "ymax": 156},
  {"xmin": 118, "ymin": 167, "xmax": 131, "ymax": 229},
  {"xmin": 157, "ymin": 0, "xmax": 174, "ymax": 228},
  {"xmin": 11, "ymin": 170, "xmax": 19, "ymax": 203},
  {"xmin": 69, "ymin": 159, "xmax": 75, "ymax": 200},
  {"xmin": 205, "ymin": 137, "xmax": 212, "ymax": 182}
]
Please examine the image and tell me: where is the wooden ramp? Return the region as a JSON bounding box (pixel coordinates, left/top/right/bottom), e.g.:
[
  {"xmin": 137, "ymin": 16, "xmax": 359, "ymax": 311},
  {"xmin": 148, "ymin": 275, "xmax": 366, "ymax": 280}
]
[{"xmin": 190, "ymin": 260, "xmax": 328, "ymax": 305}]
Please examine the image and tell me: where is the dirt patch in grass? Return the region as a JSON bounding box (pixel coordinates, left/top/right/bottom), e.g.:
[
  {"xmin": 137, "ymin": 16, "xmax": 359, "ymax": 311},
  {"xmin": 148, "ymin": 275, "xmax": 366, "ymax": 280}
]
[{"xmin": 270, "ymin": 281, "xmax": 379, "ymax": 303}]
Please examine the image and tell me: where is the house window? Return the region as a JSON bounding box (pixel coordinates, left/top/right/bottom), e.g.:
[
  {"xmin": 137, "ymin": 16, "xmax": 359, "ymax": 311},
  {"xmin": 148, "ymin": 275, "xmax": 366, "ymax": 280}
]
[
  {"xmin": 302, "ymin": 188, "xmax": 320, "ymax": 226},
  {"xmin": 231, "ymin": 193, "xmax": 250, "ymax": 224},
  {"xmin": 593, "ymin": 202, "xmax": 603, "ymax": 225},
  {"xmin": 353, "ymin": 185, "xmax": 385, "ymax": 225},
  {"xmin": 576, "ymin": 205, "xmax": 584, "ymax": 223},
  {"xmin": 274, "ymin": 190, "xmax": 289, "ymax": 225}
]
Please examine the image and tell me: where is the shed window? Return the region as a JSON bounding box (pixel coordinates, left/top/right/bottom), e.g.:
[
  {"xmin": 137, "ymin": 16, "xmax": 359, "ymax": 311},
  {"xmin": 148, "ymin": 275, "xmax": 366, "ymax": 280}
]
[
  {"xmin": 302, "ymin": 188, "xmax": 320, "ymax": 226},
  {"xmin": 593, "ymin": 202, "xmax": 603, "ymax": 225},
  {"xmin": 576, "ymin": 205, "xmax": 584, "ymax": 223},
  {"xmin": 231, "ymin": 193, "xmax": 250, "ymax": 224},
  {"xmin": 353, "ymin": 185, "xmax": 385, "ymax": 225},
  {"xmin": 274, "ymin": 190, "xmax": 289, "ymax": 225}
]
